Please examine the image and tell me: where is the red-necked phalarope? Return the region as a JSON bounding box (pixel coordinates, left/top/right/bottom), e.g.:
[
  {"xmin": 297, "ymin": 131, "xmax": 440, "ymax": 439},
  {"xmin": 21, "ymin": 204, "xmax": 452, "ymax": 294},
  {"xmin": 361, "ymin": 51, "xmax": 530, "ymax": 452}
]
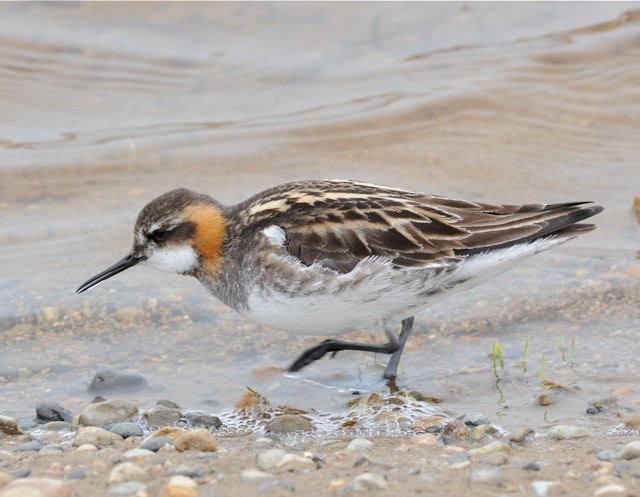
[{"xmin": 77, "ymin": 179, "xmax": 603, "ymax": 380}]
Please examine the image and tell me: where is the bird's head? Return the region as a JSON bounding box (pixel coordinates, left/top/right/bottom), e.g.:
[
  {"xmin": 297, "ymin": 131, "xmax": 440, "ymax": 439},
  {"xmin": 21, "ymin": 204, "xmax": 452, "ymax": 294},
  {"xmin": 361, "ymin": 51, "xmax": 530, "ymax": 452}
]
[{"xmin": 76, "ymin": 188, "xmax": 226, "ymax": 294}]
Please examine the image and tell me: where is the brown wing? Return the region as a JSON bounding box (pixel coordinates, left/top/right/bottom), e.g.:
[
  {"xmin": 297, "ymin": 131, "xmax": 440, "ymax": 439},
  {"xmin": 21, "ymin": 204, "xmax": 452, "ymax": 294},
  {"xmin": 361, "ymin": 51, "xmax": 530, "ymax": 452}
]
[{"xmin": 235, "ymin": 180, "xmax": 602, "ymax": 273}]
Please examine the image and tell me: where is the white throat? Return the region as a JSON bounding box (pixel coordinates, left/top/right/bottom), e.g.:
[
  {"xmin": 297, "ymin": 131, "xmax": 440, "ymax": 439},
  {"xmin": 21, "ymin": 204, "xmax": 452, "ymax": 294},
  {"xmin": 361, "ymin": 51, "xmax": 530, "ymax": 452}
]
[{"xmin": 143, "ymin": 246, "xmax": 198, "ymax": 274}]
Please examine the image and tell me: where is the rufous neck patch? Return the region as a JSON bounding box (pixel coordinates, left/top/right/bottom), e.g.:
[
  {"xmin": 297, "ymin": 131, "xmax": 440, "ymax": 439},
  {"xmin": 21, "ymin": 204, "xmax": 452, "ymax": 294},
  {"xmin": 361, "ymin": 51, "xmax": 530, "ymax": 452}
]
[{"xmin": 186, "ymin": 204, "xmax": 226, "ymax": 273}]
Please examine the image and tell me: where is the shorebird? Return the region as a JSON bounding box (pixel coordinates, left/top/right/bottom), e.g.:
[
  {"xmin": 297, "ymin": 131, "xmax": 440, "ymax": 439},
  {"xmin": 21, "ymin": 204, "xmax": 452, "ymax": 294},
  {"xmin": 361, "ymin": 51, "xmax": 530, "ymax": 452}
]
[{"xmin": 77, "ymin": 180, "xmax": 602, "ymax": 381}]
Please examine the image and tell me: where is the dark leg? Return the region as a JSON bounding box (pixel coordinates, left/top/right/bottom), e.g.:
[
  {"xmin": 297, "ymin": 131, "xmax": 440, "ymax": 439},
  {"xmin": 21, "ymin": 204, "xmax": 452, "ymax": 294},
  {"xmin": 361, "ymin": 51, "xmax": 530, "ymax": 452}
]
[
  {"xmin": 288, "ymin": 338, "xmax": 399, "ymax": 373},
  {"xmin": 383, "ymin": 317, "xmax": 415, "ymax": 380}
]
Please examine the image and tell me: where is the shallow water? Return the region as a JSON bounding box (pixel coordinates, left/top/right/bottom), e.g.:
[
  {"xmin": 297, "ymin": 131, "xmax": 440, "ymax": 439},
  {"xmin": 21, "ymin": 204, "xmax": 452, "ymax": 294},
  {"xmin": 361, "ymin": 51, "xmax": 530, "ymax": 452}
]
[{"xmin": 1, "ymin": 3, "xmax": 639, "ymax": 433}]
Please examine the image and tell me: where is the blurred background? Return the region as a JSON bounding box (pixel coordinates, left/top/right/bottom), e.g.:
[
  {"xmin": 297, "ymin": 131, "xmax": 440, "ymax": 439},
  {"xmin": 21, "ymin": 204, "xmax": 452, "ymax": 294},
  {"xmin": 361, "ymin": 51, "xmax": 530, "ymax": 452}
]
[{"xmin": 1, "ymin": 3, "xmax": 639, "ymax": 429}]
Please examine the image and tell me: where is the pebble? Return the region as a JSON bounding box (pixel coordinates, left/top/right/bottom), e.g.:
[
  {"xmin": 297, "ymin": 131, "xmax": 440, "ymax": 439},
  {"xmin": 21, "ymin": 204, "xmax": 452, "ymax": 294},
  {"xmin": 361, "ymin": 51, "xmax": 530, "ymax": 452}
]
[
  {"xmin": 623, "ymin": 413, "xmax": 640, "ymax": 430},
  {"xmin": 257, "ymin": 449, "xmax": 287, "ymax": 470},
  {"xmin": 470, "ymin": 425, "xmax": 497, "ymax": 440},
  {"xmin": 0, "ymin": 472, "xmax": 10, "ymax": 488},
  {"xmin": 264, "ymin": 414, "xmax": 313, "ymax": 434},
  {"xmin": 79, "ymin": 399, "xmax": 138, "ymax": 426},
  {"xmin": 240, "ymin": 469, "xmax": 274, "ymax": 483},
  {"xmin": 11, "ymin": 468, "xmax": 31, "ymax": 479},
  {"xmin": 144, "ymin": 406, "xmax": 183, "ymax": 427},
  {"xmin": 536, "ymin": 393, "xmax": 558, "ymax": 406},
  {"xmin": 108, "ymin": 462, "xmax": 148, "ymax": 484},
  {"xmin": 173, "ymin": 428, "xmax": 217, "ymax": 452},
  {"xmin": 167, "ymin": 466, "xmax": 205, "ymax": 478},
  {"xmin": 598, "ymin": 449, "xmax": 620, "ymax": 461},
  {"xmin": 0, "ymin": 416, "xmax": 22, "ymax": 436},
  {"xmin": 349, "ymin": 473, "xmax": 387, "ymax": 492},
  {"xmin": 107, "ymin": 481, "xmax": 148, "ymax": 495},
  {"xmin": 461, "ymin": 413, "xmax": 491, "ymax": 426},
  {"xmin": 17, "ymin": 441, "xmax": 42, "ymax": 452},
  {"xmin": 0, "ymin": 478, "xmax": 70, "ymax": 497},
  {"xmin": 594, "ymin": 484, "xmax": 627, "ymax": 496},
  {"xmin": 508, "ymin": 427, "xmax": 535, "ymax": 443},
  {"xmin": 612, "ymin": 387, "xmax": 635, "ymax": 396},
  {"xmin": 88, "ymin": 369, "xmax": 148, "ymax": 394},
  {"xmin": 411, "ymin": 434, "xmax": 438, "ymax": 447},
  {"xmin": 345, "ymin": 438, "xmax": 374, "ymax": 452},
  {"xmin": 468, "ymin": 441, "xmax": 511, "ymax": 457},
  {"xmin": 179, "ymin": 411, "xmax": 222, "ymax": 430},
  {"xmin": 41, "ymin": 422, "xmax": 76, "ymax": 433},
  {"xmin": 470, "ymin": 467, "xmax": 503, "ymax": 486},
  {"xmin": 140, "ymin": 437, "xmax": 174, "ymax": 452},
  {"xmin": 589, "ymin": 397, "xmax": 618, "ymax": 412},
  {"xmin": 76, "ymin": 444, "xmax": 98, "ymax": 452},
  {"xmin": 481, "ymin": 452, "xmax": 508, "ymax": 466},
  {"xmin": 547, "ymin": 425, "xmax": 589, "ymax": 440},
  {"xmin": 531, "ymin": 481, "xmax": 558, "ymax": 497},
  {"xmin": 109, "ymin": 422, "xmax": 144, "ymax": 439},
  {"xmin": 254, "ymin": 437, "xmax": 277, "ymax": 451},
  {"xmin": 618, "ymin": 441, "xmax": 640, "ymax": 460},
  {"xmin": 111, "ymin": 306, "xmax": 146, "ymax": 324},
  {"xmin": 35, "ymin": 402, "xmax": 74, "ymax": 424},
  {"xmin": 122, "ymin": 449, "xmax": 155, "ymax": 461},
  {"xmin": 162, "ymin": 475, "xmax": 198, "ymax": 497},
  {"xmin": 522, "ymin": 462, "xmax": 541, "ymax": 471},
  {"xmin": 612, "ymin": 463, "xmax": 635, "ymax": 476},
  {"xmin": 258, "ymin": 481, "xmax": 295, "ymax": 492},
  {"xmin": 73, "ymin": 427, "xmax": 123, "ymax": 447},
  {"xmin": 66, "ymin": 470, "xmax": 87, "ymax": 480},
  {"xmin": 39, "ymin": 445, "xmax": 64, "ymax": 456}
]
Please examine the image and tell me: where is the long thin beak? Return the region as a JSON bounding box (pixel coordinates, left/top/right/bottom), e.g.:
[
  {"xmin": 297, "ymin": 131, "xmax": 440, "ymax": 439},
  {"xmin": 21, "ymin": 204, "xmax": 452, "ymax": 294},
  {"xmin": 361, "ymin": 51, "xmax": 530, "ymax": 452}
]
[{"xmin": 76, "ymin": 252, "xmax": 140, "ymax": 294}]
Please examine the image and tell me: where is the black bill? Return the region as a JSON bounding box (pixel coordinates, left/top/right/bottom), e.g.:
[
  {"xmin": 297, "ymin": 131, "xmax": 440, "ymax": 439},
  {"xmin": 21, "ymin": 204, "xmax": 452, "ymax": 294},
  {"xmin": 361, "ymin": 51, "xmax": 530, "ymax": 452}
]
[{"xmin": 76, "ymin": 252, "xmax": 140, "ymax": 294}]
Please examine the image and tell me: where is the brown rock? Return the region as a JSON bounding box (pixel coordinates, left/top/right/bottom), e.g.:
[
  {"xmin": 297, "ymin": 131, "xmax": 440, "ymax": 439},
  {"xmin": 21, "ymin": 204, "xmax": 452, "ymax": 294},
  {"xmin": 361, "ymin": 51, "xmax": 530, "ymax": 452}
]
[
  {"xmin": 411, "ymin": 434, "xmax": 438, "ymax": 447},
  {"xmin": 265, "ymin": 414, "xmax": 313, "ymax": 434},
  {"xmin": 72, "ymin": 426, "xmax": 123, "ymax": 447},
  {"xmin": 0, "ymin": 416, "xmax": 22, "ymax": 436},
  {"xmin": 161, "ymin": 476, "xmax": 198, "ymax": 497},
  {"xmin": 173, "ymin": 428, "xmax": 217, "ymax": 452},
  {"xmin": 0, "ymin": 478, "xmax": 70, "ymax": 497}
]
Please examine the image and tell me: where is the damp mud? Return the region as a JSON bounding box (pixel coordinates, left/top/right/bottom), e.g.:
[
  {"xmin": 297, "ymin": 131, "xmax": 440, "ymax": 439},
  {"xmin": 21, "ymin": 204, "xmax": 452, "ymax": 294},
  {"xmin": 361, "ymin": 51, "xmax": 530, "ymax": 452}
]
[{"xmin": 1, "ymin": 3, "xmax": 640, "ymax": 496}]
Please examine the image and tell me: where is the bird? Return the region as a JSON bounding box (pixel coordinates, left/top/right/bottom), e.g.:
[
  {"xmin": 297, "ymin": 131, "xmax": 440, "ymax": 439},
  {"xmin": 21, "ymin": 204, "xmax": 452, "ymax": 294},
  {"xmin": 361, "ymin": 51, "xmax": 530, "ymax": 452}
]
[{"xmin": 77, "ymin": 179, "xmax": 603, "ymax": 382}]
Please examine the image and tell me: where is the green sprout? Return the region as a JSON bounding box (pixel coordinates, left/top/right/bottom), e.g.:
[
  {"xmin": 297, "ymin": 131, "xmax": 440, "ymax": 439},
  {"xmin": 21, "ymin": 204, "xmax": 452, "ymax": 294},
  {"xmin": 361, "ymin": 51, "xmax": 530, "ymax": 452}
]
[
  {"xmin": 492, "ymin": 340, "xmax": 504, "ymax": 376},
  {"xmin": 521, "ymin": 339, "xmax": 529, "ymax": 372},
  {"xmin": 539, "ymin": 353, "xmax": 545, "ymax": 383},
  {"xmin": 559, "ymin": 334, "xmax": 566, "ymax": 362}
]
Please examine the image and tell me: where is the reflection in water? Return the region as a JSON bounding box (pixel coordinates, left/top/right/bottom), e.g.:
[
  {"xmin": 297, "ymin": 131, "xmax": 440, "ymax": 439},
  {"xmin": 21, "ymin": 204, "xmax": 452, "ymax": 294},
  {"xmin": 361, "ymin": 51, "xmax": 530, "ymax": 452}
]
[{"xmin": 0, "ymin": 3, "xmax": 639, "ymax": 431}]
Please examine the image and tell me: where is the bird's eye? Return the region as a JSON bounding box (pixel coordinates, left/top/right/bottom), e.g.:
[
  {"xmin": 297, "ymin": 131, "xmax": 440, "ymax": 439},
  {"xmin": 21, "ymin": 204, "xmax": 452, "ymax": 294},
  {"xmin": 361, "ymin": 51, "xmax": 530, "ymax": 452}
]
[{"xmin": 150, "ymin": 229, "xmax": 168, "ymax": 242}]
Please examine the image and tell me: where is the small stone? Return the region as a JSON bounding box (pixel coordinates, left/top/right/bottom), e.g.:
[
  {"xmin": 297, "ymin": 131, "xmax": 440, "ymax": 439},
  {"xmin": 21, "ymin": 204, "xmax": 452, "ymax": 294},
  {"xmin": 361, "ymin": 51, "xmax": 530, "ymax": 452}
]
[
  {"xmin": 449, "ymin": 461, "xmax": 470, "ymax": 470},
  {"xmin": 43, "ymin": 307, "xmax": 59, "ymax": 323},
  {"xmin": 594, "ymin": 484, "xmax": 626, "ymax": 496},
  {"xmin": 79, "ymin": 399, "xmax": 138, "ymax": 426},
  {"xmin": 618, "ymin": 441, "xmax": 640, "ymax": 460},
  {"xmin": 470, "ymin": 467, "xmax": 503, "ymax": 486},
  {"xmin": 461, "ymin": 413, "xmax": 491, "ymax": 426},
  {"xmin": 254, "ymin": 437, "xmax": 277, "ymax": 451},
  {"xmin": 598, "ymin": 449, "xmax": 620, "ymax": 461},
  {"xmin": 240, "ymin": 469, "xmax": 274, "ymax": 483},
  {"xmin": 612, "ymin": 463, "xmax": 635, "ymax": 476},
  {"xmin": 470, "ymin": 425, "xmax": 497, "ymax": 440},
  {"xmin": 75, "ymin": 444, "xmax": 98, "ymax": 452},
  {"xmin": 276, "ymin": 453, "xmax": 315, "ymax": 469},
  {"xmin": 173, "ymin": 428, "xmax": 217, "ymax": 452},
  {"xmin": 107, "ymin": 481, "xmax": 147, "ymax": 495},
  {"xmin": 623, "ymin": 413, "xmax": 640, "ymax": 430},
  {"xmin": 140, "ymin": 437, "xmax": 173, "ymax": 452},
  {"xmin": 522, "ymin": 462, "xmax": 541, "ymax": 471},
  {"xmin": 39, "ymin": 445, "xmax": 64, "ymax": 455},
  {"xmin": 481, "ymin": 452, "xmax": 508, "ymax": 466},
  {"xmin": 469, "ymin": 441, "xmax": 511, "ymax": 457},
  {"xmin": 0, "ymin": 416, "xmax": 22, "ymax": 436},
  {"xmin": 411, "ymin": 434, "xmax": 438, "ymax": 447},
  {"xmin": 17, "ymin": 441, "xmax": 42, "ymax": 452},
  {"xmin": 0, "ymin": 472, "xmax": 11, "ymax": 488},
  {"xmin": 112, "ymin": 306, "xmax": 146, "ymax": 324},
  {"xmin": 0, "ymin": 478, "xmax": 70, "ymax": 497},
  {"xmin": 108, "ymin": 462, "xmax": 147, "ymax": 484},
  {"xmin": 509, "ymin": 427, "xmax": 535, "ymax": 443},
  {"xmin": 257, "ymin": 481, "xmax": 295, "ymax": 492},
  {"xmin": 345, "ymin": 438, "xmax": 374, "ymax": 452},
  {"xmin": 144, "ymin": 406, "xmax": 182, "ymax": 427},
  {"xmin": 531, "ymin": 481, "xmax": 558, "ymax": 497},
  {"xmin": 122, "ymin": 449, "xmax": 155, "ymax": 461},
  {"xmin": 73, "ymin": 426, "xmax": 123, "ymax": 447},
  {"xmin": 40, "ymin": 422, "xmax": 76, "ymax": 433},
  {"xmin": 589, "ymin": 397, "xmax": 618, "ymax": 412},
  {"xmin": 442, "ymin": 420, "xmax": 469, "ymax": 438},
  {"xmin": 350, "ymin": 473, "xmax": 387, "ymax": 491},
  {"xmin": 612, "ymin": 387, "xmax": 636, "ymax": 396},
  {"xmin": 264, "ymin": 414, "xmax": 313, "ymax": 434},
  {"xmin": 156, "ymin": 400, "xmax": 181, "ymax": 409},
  {"xmin": 179, "ymin": 412, "xmax": 222, "ymax": 430},
  {"xmin": 257, "ymin": 449, "xmax": 287, "ymax": 470},
  {"xmin": 66, "ymin": 470, "xmax": 87, "ymax": 480},
  {"xmin": 162, "ymin": 475, "xmax": 197, "ymax": 497},
  {"xmin": 109, "ymin": 422, "xmax": 143, "ymax": 439},
  {"xmin": 10, "ymin": 468, "xmax": 31, "ymax": 479},
  {"xmin": 547, "ymin": 425, "xmax": 589, "ymax": 440},
  {"xmin": 167, "ymin": 466, "xmax": 205, "ymax": 478},
  {"xmin": 35, "ymin": 402, "xmax": 74, "ymax": 424},
  {"xmin": 89, "ymin": 369, "xmax": 148, "ymax": 395},
  {"xmin": 536, "ymin": 393, "xmax": 558, "ymax": 406}
]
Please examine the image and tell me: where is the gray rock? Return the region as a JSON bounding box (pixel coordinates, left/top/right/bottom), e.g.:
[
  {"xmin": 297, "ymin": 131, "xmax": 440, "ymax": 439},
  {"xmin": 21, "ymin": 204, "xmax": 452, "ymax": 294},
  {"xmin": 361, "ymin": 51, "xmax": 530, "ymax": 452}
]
[
  {"xmin": 462, "ymin": 413, "xmax": 491, "ymax": 426},
  {"xmin": 108, "ymin": 462, "xmax": 148, "ymax": 484},
  {"xmin": 349, "ymin": 473, "xmax": 388, "ymax": 491},
  {"xmin": 345, "ymin": 438, "xmax": 374, "ymax": 452},
  {"xmin": 88, "ymin": 369, "xmax": 148, "ymax": 394},
  {"xmin": 167, "ymin": 466, "xmax": 206, "ymax": 478},
  {"xmin": 470, "ymin": 467, "xmax": 503, "ymax": 486},
  {"xmin": 11, "ymin": 467, "xmax": 31, "ymax": 478},
  {"xmin": 619, "ymin": 441, "xmax": 640, "ymax": 460},
  {"xmin": 257, "ymin": 449, "xmax": 287, "ymax": 470},
  {"xmin": 140, "ymin": 436, "xmax": 173, "ymax": 452},
  {"xmin": 448, "ymin": 453, "xmax": 469, "ymax": 465},
  {"xmin": 258, "ymin": 481, "xmax": 295, "ymax": 492},
  {"xmin": 531, "ymin": 481, "xmax": 558, "ymax": 497},
  {"xmin": 598, "ymin": 449, "xmax": 620, "ymax": 461},
  {"xmin": 143, "ymin": 406, "xmax": 182, "ymax": 427},
  {"xmin": 35, "ymin": 402, "xmax": 74, "ymax": 424},
  {"xmin": 240, "ymin": 469, "xmax": 274, "ymax": 483},
  {"xmin": 67, "ymin": 469, "xmax": 87, "ymax": 480},
  {"xmin": 547, "ymin": 425, "xmax": 589, "ymax": 440},
  {"xmin": 254, "ymin": 437, "xmax": 277, "ymax": 451},
  {"xmin": 179, "ymin": 411, "xmax": 222, "ymax": 430},
  {"xmin": 613, "ymin": 463, "xmax": 636, "ymax": 476},
  {"xmin": 481, "ymin": 452, "xmax": 508, "ymax": 466},
  {"xmin": 79, "ymin": 399, "xmax": 138, "ymax": 426},
  {"xmin": 17, "ymin": 441, "xmax": 42, "ymax": 452},
  {"xmin": 522, "ymin": 462, "xmax": 541, "ymax": 471},
  {"xmin": 107, "ymin": 481, "xmax": 148, "ymax": 495},
  {"xmin": 264, "ymin": 414, "xmax": 313, "ymax": 434},
  {"xmin": 39, "ymin": 445, "xmax": 64, "ymax": 455},
  {"xmin": 109, "ymin": 422, "xmax": 144, "ymax": 439},
  {"xmin": 156, "ymin": 400, "xmax": 181, "ymax": 409}
]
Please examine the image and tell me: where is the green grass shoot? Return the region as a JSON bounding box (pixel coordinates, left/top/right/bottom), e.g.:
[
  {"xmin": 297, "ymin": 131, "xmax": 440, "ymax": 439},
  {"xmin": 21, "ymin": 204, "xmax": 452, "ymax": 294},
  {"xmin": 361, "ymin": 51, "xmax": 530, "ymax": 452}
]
[
  {"xmin": 539, "ymin": 353, "xmax": 545, "ymax": 383},
  {"xmin": 492, "ymin": 340, "xmax": 504, "ymax": 376},
  {"xmin": 569, "ymin": 338, "xmax": 575, "ymax": 365},
  {"xmin": 521, "ymin": 339, "xmax": 529, "ymax": 372},
  {"xmin": 559, "ymin": 334, "xmax": 566, "ymax": 362}
]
